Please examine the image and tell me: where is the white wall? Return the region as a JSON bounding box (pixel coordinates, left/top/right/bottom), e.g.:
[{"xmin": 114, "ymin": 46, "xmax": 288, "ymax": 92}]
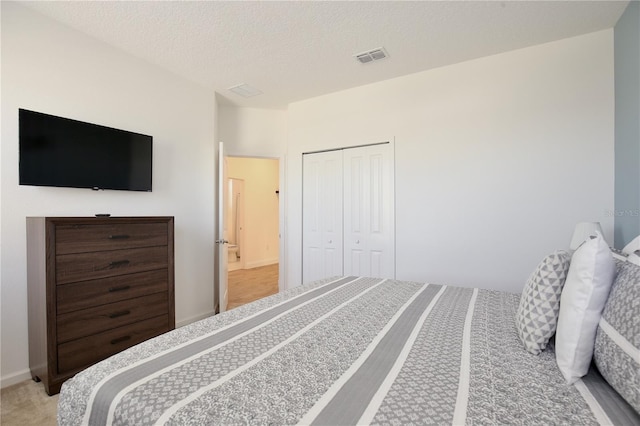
[
  {"xmin": 614, "ymin": 1, "xmax": 640, "ymax": 247},
  {"xmin": 1, "ymin": 3, "xmax": 216, "ymax": 386},
  {"xmin": 227, "ymin": 158, "xmax": 280, "ymax": 268},
  {"xmin": 218, "ymin": 106, "xmax": 287, "ymax": 157},
  {"xmin": 286, "ymin": 30, "xmax": 615, "ymax": 293}
]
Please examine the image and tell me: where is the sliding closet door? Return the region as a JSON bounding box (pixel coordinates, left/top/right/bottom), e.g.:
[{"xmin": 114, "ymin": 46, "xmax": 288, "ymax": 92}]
[
  {"xmin": 302, "ymin": 150, "xmax": 343, "ymax": 284},
  {"xmin": 343, "ymin": 144, "xmax": 395, "ymax": 278}
]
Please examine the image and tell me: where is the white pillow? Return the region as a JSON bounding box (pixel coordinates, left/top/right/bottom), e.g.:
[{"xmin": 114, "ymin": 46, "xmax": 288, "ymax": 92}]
[
  {"xmin": 555, "ymin": 233, "xmax": 616, "ymax": 384},
  {"xmin": 622, "ymin": 235, "xmax": 640, "ymax": 256}
]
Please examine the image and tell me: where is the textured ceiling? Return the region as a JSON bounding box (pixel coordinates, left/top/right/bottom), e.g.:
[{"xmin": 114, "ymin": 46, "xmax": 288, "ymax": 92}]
[{"xmin": 22, "ymin": 1, "xmax": 629, "ymax": 109}]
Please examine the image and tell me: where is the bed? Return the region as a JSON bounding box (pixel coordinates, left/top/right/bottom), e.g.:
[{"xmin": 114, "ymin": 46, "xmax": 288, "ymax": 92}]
[{"xmin": 58, "ymin": 248, "xmax": 640, "ymax": 425}]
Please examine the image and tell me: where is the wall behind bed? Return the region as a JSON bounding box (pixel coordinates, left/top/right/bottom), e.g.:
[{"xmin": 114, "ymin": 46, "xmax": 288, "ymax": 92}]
[
  {"xmin": 1, "ymin": 3, "xmax": 217, "ymax": 387},
  {"xmin": 286, "ymin": 30, "xmax": 615, "ymax": 293},
  {"xmin": 614, "ymin": 1, "xmax": 640, "ymax": 247}
]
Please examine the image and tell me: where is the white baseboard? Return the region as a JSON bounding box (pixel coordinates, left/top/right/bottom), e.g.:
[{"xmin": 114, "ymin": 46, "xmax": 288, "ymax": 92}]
[
  {"xmin": 1, "ymin": 368, "xmax": 32, "ymax": 389},
  {"xmin": 244, "ymin": 258, "xmax": 278, "ymax": 269},
  {"xmin": 176, "ymin": 310, "xmax": 215, "ymax": 328},
  {"xmin": 228, "ymin": 261, "xmax": 243, "ymax": 272}
]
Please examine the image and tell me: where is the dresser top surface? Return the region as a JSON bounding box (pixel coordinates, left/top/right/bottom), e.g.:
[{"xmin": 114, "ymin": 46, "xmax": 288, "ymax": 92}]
[{"xmin": 27, "ymin": 216, "xmax": 174, "ymax": 224}]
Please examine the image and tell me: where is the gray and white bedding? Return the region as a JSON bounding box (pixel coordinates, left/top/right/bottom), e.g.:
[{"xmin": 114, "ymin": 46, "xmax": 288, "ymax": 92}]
[{"xmin": 58, "ymin": 277, "xmax": 639, "ymax": 425}]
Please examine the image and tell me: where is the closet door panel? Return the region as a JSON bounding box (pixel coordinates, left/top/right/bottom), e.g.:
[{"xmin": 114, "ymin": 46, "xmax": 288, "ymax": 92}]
[
  {"xmin": 303, "ymin": 159, "xmax": 322, "ymax": 283},
  {"xmin": 322, "ymin": 154, "xmax": 343, "ymax": 279},
  {"xmin": 346, "ymin": 150, "xmax": 365, "ymax": 279},
  {"xmin": 344, "ymin": 144, "xmax": 395, "ymax": 279},
  {"xmin": 369, "ymin": 153, "xmax": 383, "ymax": 234},
  {"xmin": 348, "ymin": 249, "xmax": 366, "ymax": 276},
  {"xmin": 303, "ymin": 151, "xmax": 343, "ymax": 284},
  {"xmin": 344, "ymin": 151, "xmax": 369, "ymax": 275},
  {"xmin": 370, "ymin": 250, "xmax": 384, "ymax": 278}
]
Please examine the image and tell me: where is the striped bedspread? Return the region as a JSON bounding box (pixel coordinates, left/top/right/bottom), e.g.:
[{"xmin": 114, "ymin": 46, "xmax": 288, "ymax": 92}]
[{"xmin": 58, "ymin": 277, "xmax": 638, "ymax": 425}]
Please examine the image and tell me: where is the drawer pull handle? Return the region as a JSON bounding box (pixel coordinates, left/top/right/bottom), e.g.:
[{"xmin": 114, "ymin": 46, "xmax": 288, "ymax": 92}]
[
  {"xmin": 108, "ymin": 234, "xmax": 130, "ymax": 240},
  {"xmin": 109, "ymin": 310, "xmax": 131, "ymax": 319},
  {"xmin": 110, "ymin": 336, "xmax": 131, "ymax": 345},
  {"xmin": 108, "ymin": 285, "xmax": 131, "ymax": 293},
  {"xmin": 109, "ymin": 260, "xmax": 130, "ymax": 268}
]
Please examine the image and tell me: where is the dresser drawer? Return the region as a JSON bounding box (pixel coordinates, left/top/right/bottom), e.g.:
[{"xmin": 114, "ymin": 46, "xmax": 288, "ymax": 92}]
[
  {"xmin": 56, "ymin": 246, "xmax": 168, "ymax": 285},
  {"xmin": 56, "ymin": 222, "xmax": 168, "ymax": 254},
  {"xmin": 57, "ymin": 315, "xmax": 169, "ymax": 374},
  {"xmin": 57, "ymin": 292, "xmax": 169, "ymax": 343},
  {"xmin": 57, "ymin": 269, "xmax": 168, "ymax": 314}
]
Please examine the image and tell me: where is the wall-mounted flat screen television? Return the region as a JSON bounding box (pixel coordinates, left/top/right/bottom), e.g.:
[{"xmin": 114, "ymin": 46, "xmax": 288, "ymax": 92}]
[{"xmin": 19, "ymin": 109, "xmax": 153, "ymax": 192}]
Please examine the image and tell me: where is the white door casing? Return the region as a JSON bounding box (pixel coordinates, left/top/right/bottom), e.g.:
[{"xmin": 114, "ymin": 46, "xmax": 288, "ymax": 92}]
[{"xmin": 302, "ymin": 150, "xmax": 344, "ymax": 284}]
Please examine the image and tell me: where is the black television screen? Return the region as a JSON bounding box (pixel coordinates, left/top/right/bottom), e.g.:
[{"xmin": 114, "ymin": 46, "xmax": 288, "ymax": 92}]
[{"xmin": 19, "ymin": 109, "xmax": 153, "ymax": 192}]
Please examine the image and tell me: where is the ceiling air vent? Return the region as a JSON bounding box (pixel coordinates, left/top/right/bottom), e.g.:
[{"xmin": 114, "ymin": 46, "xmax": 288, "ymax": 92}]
[
  {"xmin": 228, "ymin": 83, "xmax": 262, "ymax": 98},
  {"xmin": 354, "ymin": 47, "xmax": 389, "ymax": 64}
]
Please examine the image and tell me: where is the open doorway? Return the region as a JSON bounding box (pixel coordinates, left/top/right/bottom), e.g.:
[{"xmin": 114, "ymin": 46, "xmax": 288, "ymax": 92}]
[{"xmin": 225, "ymin": 156, "xmax": 280, "ymax": 309}]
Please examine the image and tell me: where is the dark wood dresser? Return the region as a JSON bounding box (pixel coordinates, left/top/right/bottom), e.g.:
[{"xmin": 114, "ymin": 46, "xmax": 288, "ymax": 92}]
[{"xmin": 26, "ymin": 216, "xmax": 175, "ymax": 395}]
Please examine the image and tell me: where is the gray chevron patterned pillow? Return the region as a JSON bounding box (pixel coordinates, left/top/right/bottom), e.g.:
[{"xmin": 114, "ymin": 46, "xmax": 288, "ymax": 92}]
[{"xmin": 516, "ymin": 250, "xmax": 571, "ymax": 355}]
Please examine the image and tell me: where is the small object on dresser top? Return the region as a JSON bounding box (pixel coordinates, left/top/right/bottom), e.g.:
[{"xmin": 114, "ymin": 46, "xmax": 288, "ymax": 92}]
[{"xmin": 95, "ymin": 213, "xmax": 111, "ymax": 217}]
